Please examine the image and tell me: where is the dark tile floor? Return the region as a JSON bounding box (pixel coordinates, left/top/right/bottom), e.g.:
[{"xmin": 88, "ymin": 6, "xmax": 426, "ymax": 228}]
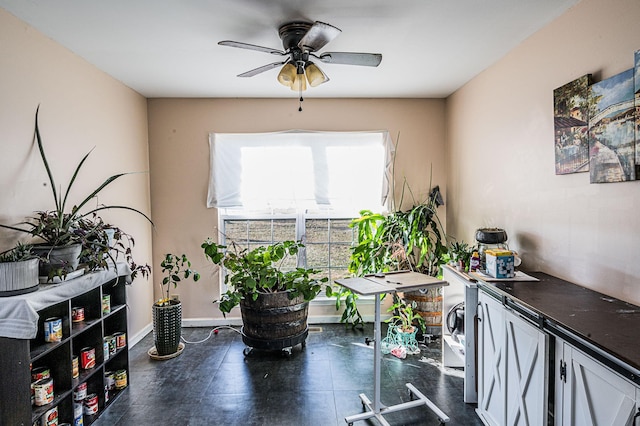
[{"xmin": 94, "ymin": 324, "xmax": 482, "ymax": 426}]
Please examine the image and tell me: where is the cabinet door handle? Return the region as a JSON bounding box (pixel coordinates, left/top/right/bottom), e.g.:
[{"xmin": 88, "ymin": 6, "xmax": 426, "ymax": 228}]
[{"xmin": 633, "ymin": 407, "xmax": 640, "ymax": 425}]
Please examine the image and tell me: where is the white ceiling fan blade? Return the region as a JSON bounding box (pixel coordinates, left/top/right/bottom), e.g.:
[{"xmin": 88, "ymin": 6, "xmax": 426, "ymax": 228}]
[
  {"xmin": 219, "ymin": 40, "xmax": 285, "ymax": 56},
  {"xmin": 318, "ymin": 52, "xmax": 382, "ymax": 67},
  {"xmin": 238, "ymin": 61, "xmax": 286, "ymax": 77},
  {"xmin": 297, "ymin": 21, "xmax": 341, "ymax": 52}
]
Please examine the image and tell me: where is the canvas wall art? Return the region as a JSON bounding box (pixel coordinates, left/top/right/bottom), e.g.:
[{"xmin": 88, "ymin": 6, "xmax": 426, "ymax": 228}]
[
  {"xmin": 588, "ymin": 68, "xmax": 636, "ymax": 183},
  {"xmin": 554, "ymin": 75, "xmax": 591, "ymax": 174}
]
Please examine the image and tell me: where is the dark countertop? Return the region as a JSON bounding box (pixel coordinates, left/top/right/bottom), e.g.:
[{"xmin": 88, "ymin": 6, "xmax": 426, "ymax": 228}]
[{"xmin": 478, "ymin": 272, "xmax": 640, "ymax": 376}]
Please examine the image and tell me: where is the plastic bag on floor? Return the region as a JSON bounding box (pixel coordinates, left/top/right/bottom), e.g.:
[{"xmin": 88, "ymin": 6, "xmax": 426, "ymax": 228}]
[{"xmin": 390, "ymin": 346, "xmax": 407, "ymax": 359}]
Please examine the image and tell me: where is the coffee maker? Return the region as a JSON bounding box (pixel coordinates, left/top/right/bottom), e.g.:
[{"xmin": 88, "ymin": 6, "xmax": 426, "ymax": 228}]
[{"xmin": 475, "ymin": 228, "xmax": 509, "ymax": 271}]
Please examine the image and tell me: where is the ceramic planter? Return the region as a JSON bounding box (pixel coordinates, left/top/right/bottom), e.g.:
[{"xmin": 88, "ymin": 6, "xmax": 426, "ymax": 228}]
[
  {"xmin": 0, "ymin": 258, "xmax": 39, "ymax": 296},
  {"xmin": 152, "ymin": 299, "xmax": 182, "ymax": 356}
]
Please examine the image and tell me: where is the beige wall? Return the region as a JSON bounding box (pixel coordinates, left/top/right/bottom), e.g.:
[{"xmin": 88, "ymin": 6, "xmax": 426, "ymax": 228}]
[
  {"xmin": 446, "ymin": 0, "xmax": 640, "ymax": 305},
  {"xmin": 0, "ymin": 9, "xmax": 154, "ymax": 339},
  {"xmin": 147, "ymin": 98, "xmax": 446, "ymax": 321}
]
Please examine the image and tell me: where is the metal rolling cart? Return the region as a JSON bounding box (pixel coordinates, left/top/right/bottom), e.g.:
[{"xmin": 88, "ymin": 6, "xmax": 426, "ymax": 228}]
[{"xmin": 335, "ymin": 271, "xmax": 450, "ymax": 426}]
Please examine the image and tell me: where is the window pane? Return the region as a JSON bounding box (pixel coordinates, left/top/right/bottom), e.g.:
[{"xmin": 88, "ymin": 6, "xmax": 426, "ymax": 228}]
[
  {"xmin": 306, "ymin": 243, "xmax": 329, "ymax": 268},
  {"xmin": 306, "ymin": 219, "xmax": 328, "ymax": 243},
  {"xmin": 225, "ymin": 220, "xmax": 248, "ymax": 242},
  {"xmin": 247, "ymin": 220, "xmax": 274, "ymax": 244},
  {"xmin": 330, "ymin": 243, "xmax": 352, "ymax": 268},
  {"xmin": 329, "ymin": 219, "xmax": 354, "ymax": 242},
  {"xmin": 273, "ymin": 219, "xmax": 296, "ymax": 241}
]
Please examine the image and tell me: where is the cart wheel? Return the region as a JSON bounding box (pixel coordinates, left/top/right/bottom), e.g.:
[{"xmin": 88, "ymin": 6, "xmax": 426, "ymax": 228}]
[
  {"xmin": 243, "ymin": 347, "xmax": 252, "ymax": 356},
  {"xmin": 348, "ymin": 423, "xmax": 354, "ymax": 426},
  {"xmin": 281, "ymin": 347, "xmax": 292, "ymax": 357},
  {"xmin": 408, "ymin": 388, "xmax": 415, "ymax": 400},
  {"xmin": 301, "ymin": 340, "xmax": 306, "ymax": 349}
]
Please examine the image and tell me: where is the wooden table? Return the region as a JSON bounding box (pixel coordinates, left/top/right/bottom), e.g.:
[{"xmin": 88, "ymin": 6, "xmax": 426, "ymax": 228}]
[{"xmin": 335, "ymin": 271, "xmax": 450, "ymax": 425}]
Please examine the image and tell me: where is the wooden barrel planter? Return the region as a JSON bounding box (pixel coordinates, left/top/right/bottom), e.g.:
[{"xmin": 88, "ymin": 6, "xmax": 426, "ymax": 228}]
[
  {"xmin": 240, "ymin": 291, "xmax": 309, "ymax": 353},
  {"xmin": 403, "ymin": 287, "xmax": 443, "ymax": 330}
]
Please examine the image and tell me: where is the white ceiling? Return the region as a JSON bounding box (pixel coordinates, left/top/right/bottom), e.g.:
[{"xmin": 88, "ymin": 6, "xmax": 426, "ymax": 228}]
[{"xmin": 0, "ymin": 0, "xmax": 579, "ymax": 99}]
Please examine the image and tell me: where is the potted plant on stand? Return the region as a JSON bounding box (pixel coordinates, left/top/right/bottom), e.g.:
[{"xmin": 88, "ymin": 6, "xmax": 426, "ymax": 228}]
[
  {"xmin": 0, "ymin": 243, "xmax": 39, "ymax": 296},
  {"xmin": 382, "ymin": 296, "xmax": 427, "ymax": 356},
  {"xmin": 151, "ymin": 253, "xmax": 200, "ymax": 359},
  {"xmin": 0, "ymin": 106, "xmax": 152, "ymax": 281},
  {"xmin": 202, "ymin": 239, "xmax": 327, "ymax": 356}
]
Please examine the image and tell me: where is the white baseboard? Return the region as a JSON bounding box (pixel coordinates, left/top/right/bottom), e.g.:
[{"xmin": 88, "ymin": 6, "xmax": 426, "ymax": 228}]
[{"xmin": 129, "ymin": 323, "xmax": 153, "ymax": 348}]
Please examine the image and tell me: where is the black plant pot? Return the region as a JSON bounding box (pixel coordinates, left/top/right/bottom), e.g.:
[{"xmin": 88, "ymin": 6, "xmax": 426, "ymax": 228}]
[{"xmin": 152, "ymin": 299, "xmax": 182, "ymax": 356}]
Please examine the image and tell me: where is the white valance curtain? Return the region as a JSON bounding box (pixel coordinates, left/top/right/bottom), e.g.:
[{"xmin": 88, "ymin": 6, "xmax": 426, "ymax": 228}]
[{"xmin": 207, "ymin": 130, "xmax": 393, "ymax": 212}]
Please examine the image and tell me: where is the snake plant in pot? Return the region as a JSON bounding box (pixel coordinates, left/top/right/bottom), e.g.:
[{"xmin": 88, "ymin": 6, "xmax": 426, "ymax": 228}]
[
  {"xmin": 0, "ymin": 106, "xmax": 152, "ymax": 281},
  {"xmin": 153, "ymin": 253, "xmax": 200, "ymax": 357},
  {"xmin": 202, "ymin": 239, "xmax": 327, "ymax": 354}
]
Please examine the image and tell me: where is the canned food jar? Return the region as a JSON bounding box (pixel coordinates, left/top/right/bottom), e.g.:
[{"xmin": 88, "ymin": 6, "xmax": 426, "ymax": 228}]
[
  {"xmin": 71, "ymin": 306, "xmax": 85, "ymax": 322},
  {"xmin": 31, "ymin": 366, "xmax": 51, "ymax": 382},
  {"xmin": 73, "ymin": 402, "xmax": 83, "ymax": 426},
  {"xmin": 83, "ymin": 393, "xmax": 99, "ymax": 416},
  {"xmin": 103, "ymin": 338, "xmax": 109, "ymax": 361},
  {"xmin": 73, "ymin": 381, "xmax": 87, "ymax": 402},
  {"xmin": 40, "ymin": 405, "xmax": 58, "ymax": 426},
  {"xmin": 102, "ymin": 294, "xmax": 111, "ymax": 315},
  {"xmin": 113, "ymin": 332, "xmax": 126, "ymax": 349},
  {"xmin": 44, "ymin": 317, "xmax": 62, "ymax": 343},
  {"xmin": 104, "ymin": 371, "xmax": 115, "ymax": 390},
  {"xmin": 80, "ymin": 347, "xmax": 96, "ymax": 370},
  {"xmin": 34, "ymin": 378, "xmax": 54, "ymax": 406},
  {"xmin": 114, "ymin": 369, "xmax": 127, "ymax": 390},
  {"xmin": 71, "ymin": 356, "xmax": 79, "ymax": 379},
  {"xmin": 105, "ymin": 335, "xmax": 116, "ymax": 356}
]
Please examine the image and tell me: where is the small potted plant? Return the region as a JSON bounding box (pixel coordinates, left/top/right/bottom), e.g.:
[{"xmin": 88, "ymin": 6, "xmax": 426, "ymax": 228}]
[
  {"xmin": 0, "ymin": 106, "xmax": 152, "ymax": 281},
  {"xmin": 0, "ymin": 243, "xmax": 39, "ymax": 296},
  {"xmin": 383, "ymin": 295, "xmax": 427, "ymax": 356},
  {"xmin": 449, "ymin": 240, "xmax": 475, "ymax": 272},
  {"xmin": 152, "ymin": 253, "xmax": 200, "ymax": 357},
  {"xmin": 202, "ymin": 239, "xmax": 327, "ymax": 354}
]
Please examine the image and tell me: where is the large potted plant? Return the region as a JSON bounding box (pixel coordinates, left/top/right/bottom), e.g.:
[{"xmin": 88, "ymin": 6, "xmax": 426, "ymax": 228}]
[
  {"xmin": 0, "ymin": 243, "xmax": 39, "ymax": 296},
  {"xmin": 202, "ymin": 239, "xmax": 327, "ymax": 354},
  {"xmin": 0, "ymin": 106, "xmax": 152, "ymax": 281},
  {"xmin": 152, "ymin": 253, "xmax": 200, "ymax": 358},
  {"xmin": 328, "ymin": 184, "xmax": 448, "ymax": 327}
]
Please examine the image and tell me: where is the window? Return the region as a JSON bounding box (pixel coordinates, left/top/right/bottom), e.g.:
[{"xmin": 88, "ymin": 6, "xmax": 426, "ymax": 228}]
[{"xmin": 208, "ymin": 130, "xmax": 392, "ymax": 286}]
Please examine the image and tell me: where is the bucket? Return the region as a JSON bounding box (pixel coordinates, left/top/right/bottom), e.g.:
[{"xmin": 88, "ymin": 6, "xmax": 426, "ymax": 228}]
[
  {"xmin": 0, "ymin": 258, "xmax": 39, "ymax": 296},
  {"xmin": 403, "ymin": 287, "xmax": 443, "ymax": 328},
  {"xmin": 240, "ymin": 292, "xmax": 308, "ymax": 342}
]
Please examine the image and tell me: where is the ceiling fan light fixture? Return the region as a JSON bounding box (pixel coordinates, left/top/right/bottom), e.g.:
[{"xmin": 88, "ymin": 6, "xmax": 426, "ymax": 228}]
[
  {"xmin": 290, "ymin": 73, "xmax": 307, "ymax": 92},
  {"xmin": 277, "ymin": 62, "xmax": 297, "ymax": 87},
  {"xmin": 305, "ymin": 62, "xmax": 329, "ymax": 87}
]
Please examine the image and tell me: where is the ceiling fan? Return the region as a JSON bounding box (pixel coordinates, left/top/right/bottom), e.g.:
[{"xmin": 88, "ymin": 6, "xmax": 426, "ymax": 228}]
[{"xmin": 219, "ymin": 21, "xmax": 382, "ymax": 93}]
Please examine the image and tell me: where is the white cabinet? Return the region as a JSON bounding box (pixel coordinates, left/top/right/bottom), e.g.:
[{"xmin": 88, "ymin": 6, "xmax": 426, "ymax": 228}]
[
  {"xmin": 477, "ymin": 290, "xmax": 548, "ymax": 426},
  {"xmin": 555, "ymin": 338, "xmax": 639, "ymax": 425}
]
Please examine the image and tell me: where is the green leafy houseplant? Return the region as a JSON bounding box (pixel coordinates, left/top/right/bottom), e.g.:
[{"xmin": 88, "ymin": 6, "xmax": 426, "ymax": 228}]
[
  {"xmin": 327, "ymin": 185, "xmax": 448, "ymax": 327},
  {"xmin": 0, "ymin": 243, "xmax": 36, "ymax": 263},
  {"xmin": 0, "ymin": 106, "xmax": 152, "ymax": 280},
  {"xmin": 201, "ymin": 240, "xmax": 327, "ymax": 315},
  {"xmin": 386, "ymin": 296, "xmax": 427, "ymax": 334},
  {"xmin": 449, "ymin": 240, "xmax": 475, "ymax": 272},
  {"xmin": 157, "ymin": 253, "xmax": 200, "ymax": 306}
]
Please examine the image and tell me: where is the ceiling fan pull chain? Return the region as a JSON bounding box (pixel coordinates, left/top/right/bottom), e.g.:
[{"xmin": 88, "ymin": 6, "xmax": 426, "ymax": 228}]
[{"xmin": 298, "ymin": 90, "xmax": 304, "ymax": 112}]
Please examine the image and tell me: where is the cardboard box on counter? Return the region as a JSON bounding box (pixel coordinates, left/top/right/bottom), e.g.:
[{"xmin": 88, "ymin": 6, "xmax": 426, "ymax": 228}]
[{"xmin": 485, "ymin": 249, "xmax": 515, "ymax": 278}]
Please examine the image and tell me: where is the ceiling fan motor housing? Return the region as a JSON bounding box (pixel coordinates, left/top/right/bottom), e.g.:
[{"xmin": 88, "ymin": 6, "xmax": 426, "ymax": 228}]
[{"xmin": 278, "ymin": 22, "xmax": 313, "ymax": 51}]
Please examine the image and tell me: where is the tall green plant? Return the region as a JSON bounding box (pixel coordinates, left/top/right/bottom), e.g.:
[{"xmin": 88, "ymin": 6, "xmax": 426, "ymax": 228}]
[{"xmin": 328, "ymin": 185, "xmax": 447, "ymax": 326}]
